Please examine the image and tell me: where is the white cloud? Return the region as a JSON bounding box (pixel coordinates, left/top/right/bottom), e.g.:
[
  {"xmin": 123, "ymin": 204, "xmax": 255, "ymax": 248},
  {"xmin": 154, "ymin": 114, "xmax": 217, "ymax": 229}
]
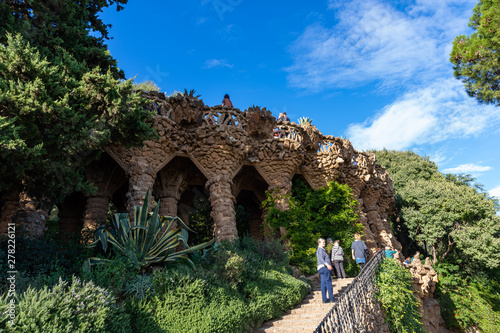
[
  {"xmin": 442, "ymin": 164, "xmax": 492, "ymax": 174},
  {"xmin": 345, "ymin": 78, "xmax": 500, "ymax": 150},
  {"xmin": 490, "ymin": 186, "xmax": 500, "ymax": 199},
  {"xmin": 287, "ymin": 0, "xmax": 475, "ymax": 90},
  {"xmin": 204, "ymin": 59, "xmax": 233, "ymax": 69}
]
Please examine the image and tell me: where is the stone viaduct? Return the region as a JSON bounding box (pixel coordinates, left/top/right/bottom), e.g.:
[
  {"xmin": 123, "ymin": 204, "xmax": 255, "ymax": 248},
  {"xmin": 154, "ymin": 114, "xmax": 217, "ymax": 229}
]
[{"xmin": 0, "ymin": 91, "xmax": 401, "ymax": 251}]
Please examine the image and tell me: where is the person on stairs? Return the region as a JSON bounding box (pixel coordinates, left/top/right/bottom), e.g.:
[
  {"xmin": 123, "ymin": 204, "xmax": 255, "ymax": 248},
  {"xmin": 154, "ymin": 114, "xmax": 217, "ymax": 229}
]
[
  {"xmin": 351, "ymin": 233, "xmax": 368, "ymax": 272},
  {"xmin": 331, "ymin": 240, "xmax": 346, "ymax": 279},
  {"xmin": 316, "ymin": 238, "xmax": 335, "ymax": 304}
]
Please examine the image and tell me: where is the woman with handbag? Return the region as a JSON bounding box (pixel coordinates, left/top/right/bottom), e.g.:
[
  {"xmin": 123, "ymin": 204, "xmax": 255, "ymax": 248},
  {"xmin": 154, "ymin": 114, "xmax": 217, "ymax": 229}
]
[{"xmin": 331, "ymin": 240, "xmax": 346, "ymax": 279}]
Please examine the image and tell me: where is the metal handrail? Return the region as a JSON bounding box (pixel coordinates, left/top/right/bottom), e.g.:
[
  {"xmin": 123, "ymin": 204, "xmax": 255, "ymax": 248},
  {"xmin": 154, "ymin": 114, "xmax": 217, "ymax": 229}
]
[{"xmin": 314, "ymin": 249, "xmax": 385, "ymax": 333}]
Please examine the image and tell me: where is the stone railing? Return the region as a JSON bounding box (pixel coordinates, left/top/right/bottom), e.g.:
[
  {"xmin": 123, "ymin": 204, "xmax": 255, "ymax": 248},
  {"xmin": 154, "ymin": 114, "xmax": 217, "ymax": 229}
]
[
  {"xmin": 314, "ymin": 250, "xmax": 385, "ymax": 333},
  {"xmin": 318, "ymin": 137, "xmax": 340, "ymax": 154},
  {"xmin": 200, "ymin": 108, "xmax": 247, "ymax": 129},
  {"xmin": 272, "ymin": 124, "xmax": 304, "ymax": 142},
  {"xmin": 146, "ymin": 97, "xmax": 170, "ymax": 118}
]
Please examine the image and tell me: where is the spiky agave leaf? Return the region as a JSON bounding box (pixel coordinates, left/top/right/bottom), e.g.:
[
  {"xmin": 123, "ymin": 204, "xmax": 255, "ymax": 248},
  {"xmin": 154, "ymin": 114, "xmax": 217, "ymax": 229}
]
[{"xmin": 84, "ymin": 188, "xmax": 214, "ymax": 273}]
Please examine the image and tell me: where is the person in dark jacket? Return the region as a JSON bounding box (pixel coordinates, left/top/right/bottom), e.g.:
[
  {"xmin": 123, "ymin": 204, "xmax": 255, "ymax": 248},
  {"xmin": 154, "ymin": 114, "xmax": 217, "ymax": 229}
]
[
  {"xmin": 316, "ymin": 238, "xmax": 335, "ymax": 303},
  {"xmin": 351, "ymin": 233, "xmax": 367, "ymax": 271},
  {"xmin": 222, "ymin": 94, "xmax": 233, "ymax": 107},
  {"xmin": 331, "ymin": 240, "xmax": 346, "ymax": 279}
]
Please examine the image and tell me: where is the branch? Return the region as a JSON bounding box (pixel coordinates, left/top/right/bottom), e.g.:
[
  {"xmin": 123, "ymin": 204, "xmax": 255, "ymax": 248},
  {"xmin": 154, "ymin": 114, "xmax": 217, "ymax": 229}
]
[{"xmin": 441, "ymin": 234, "xmax": 456, "ymax": 260}]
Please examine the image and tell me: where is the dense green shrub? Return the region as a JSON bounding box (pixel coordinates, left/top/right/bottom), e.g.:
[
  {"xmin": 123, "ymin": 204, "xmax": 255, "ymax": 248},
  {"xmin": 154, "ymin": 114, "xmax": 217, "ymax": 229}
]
[
  {"xmin": 435, "ymin": 263, "xmax": 500, "ymax": 332},
  {"xmin": 124, "ymin": 275, "xmax": 153, "ymax": 300},
  {"xmin": 0, "ymin": 277, "xmax": 130, "ymax": 333},
  {"xmin": 124, "ymin": 237, "xmax": 310, "ymax": 332},
  {"xmin": 0, "ymin": 236, "xmax": 89, "ymax": 293},
  {"xmin": 375, "ymin": 259, "xmax": 425, "ymax": 333},
  {"xmin": 82, "ymin": 254, "xmax": 137, "ymax": 297},
  {"xmin": 264, "ymin": 179, "xmax": 363, "ymax": 275}
]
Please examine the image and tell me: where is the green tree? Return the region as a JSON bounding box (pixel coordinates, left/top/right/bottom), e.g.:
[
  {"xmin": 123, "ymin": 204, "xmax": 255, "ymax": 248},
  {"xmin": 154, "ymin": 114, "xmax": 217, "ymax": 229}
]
[
  {"xmin": 0, "ymin": 33, "xmax": 157, "ymax": 204},
  {"xmin": 399, "ymin": 178, "xmax": 500, "ymax": 267},
  {"xmin": 0, "ymin": 0, "xmax": 127, "ymax": 78},
  {"xmin": 0, "ymin": 0, "xmax": 159, "ymax": 205},
  {"xmin": 450, "ymin": 0, "xmax": 500, "ymax": 105},
  {"xmin": 133, "ymin": 80, "xmax": 161, "ymax": 92},
  {"xmin": 372, "ymin": 150, "xmax": 500, "ymax": 269}
]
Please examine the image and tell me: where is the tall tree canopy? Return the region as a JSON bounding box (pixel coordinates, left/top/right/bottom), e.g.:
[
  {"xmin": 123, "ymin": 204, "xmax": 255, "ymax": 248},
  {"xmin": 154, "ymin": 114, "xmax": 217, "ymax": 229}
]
[
  {"xmin": 451, "ymin": 0, "xmax": 500, "ymax": 105},
  {"xmin": 0, "ymin": 1, "xmax": 157, "ymax": 204},
  {"xmin": 372, "ymin": 150, "xmax": 500, "ymax": 270},
  {"xmin": 0, "ymin": 0, "xmax": 126, "ymax": 78}
]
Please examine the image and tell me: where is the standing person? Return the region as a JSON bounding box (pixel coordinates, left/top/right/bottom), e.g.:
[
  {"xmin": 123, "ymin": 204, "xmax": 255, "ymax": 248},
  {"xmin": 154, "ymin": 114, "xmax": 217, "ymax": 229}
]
[
  {"xmin": 222, "ymin": 94, "xmax": 233, "ymax": 107},
  {"xmin": 316, "ymin": 238, "xmax": 335, "ymax": 303},
  {"xmin": 331, "ymin": 240, "xmax": 346, "ymax": 279},
  {"xmin": 325, "ymin": 238, "xmax": 334, "ymax": 256},
  {"xmin": 351, "ymin": 233, "xmax": 368, "ymax": 271},
  {"xmin": 385, "ymin": 246, "xmax": 397, "ymax": 259},
  {"xmin": 282, "ymin": 112, "xmax": 290, "ymax": 122}
]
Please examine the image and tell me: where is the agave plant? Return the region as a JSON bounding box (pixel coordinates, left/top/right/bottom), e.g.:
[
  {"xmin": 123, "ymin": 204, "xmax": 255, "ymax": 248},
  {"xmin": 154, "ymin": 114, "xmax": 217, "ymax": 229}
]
[
  {"xmin": 298, "ymin": 116, "xmax": 313, "ymax": 126},
  {"xmin": 84, "ymin": 190, "xmax": 214, "ymax": 273}
]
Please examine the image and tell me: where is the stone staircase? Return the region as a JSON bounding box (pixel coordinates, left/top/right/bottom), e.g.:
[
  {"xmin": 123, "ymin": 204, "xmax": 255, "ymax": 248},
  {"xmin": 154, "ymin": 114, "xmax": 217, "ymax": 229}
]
[{"xmin": 257, "ymin": 277, "xmax": 355, "ymax": 332}]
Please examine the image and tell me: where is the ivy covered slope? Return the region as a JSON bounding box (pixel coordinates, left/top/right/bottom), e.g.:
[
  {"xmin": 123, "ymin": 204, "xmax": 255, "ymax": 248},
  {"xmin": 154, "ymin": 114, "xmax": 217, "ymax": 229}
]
[
  {"xmin": 0, "ymin": 0, "xmax": 157, "ymax": 204},
  {"xmin": 372, "ymin": 149, "xmax": 500, "ymax": 332},
  {"xmin": 375, "ymin": 259, "xmax": 425, "ymax": 333}
]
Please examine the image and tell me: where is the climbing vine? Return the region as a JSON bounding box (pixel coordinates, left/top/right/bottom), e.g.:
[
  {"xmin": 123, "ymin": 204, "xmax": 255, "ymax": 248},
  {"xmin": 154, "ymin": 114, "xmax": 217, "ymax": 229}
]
[
  {"xmin": 263, "ymin": 178, "xmax": 362, "ymax": 275},
  {"xmin": 375, "ymin": 259, "xmax": 425, "ymax": 333}
]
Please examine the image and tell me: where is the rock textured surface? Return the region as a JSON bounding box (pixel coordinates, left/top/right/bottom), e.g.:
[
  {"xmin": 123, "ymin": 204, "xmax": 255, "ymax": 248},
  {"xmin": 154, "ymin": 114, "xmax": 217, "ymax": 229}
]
[
  {"xmin": 0, "ymin": 91, "xmax": 400, "ymax": 251},
  {"xmin": 406, "ymin": 257, "xmax": 450, "ymax": 333}
]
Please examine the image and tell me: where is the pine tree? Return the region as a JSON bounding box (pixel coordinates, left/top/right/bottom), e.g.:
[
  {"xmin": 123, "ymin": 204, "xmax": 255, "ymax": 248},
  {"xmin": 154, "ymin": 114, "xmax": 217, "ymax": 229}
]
[
  {"xmin": 0, "ymin": 1, "xmax": 158, "ymax": 205},
  {"xmin": 451, "ymin": 0, "xmax": 500, "ymax": 105}
]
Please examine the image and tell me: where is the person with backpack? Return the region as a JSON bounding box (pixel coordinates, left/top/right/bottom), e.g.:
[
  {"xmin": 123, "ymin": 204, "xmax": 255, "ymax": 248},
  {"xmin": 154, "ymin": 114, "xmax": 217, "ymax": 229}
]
[
  {"xmin": 331, "ymin": 240, "xmax": 346, "ymax": 279},
  {"xmin": 351, "ymin": 233, "xmax": 368, "ymax": 271}
]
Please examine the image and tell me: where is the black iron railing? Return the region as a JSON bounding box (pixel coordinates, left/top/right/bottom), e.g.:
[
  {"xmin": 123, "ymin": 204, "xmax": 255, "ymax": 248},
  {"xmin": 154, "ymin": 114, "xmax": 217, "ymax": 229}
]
[{"xmin": 314, "ymin": 249, "xmax": 385, "ymax": 333}]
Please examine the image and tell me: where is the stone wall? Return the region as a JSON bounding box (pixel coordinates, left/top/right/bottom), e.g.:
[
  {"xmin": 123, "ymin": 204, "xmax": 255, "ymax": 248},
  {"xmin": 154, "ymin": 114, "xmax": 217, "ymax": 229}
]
[{"xmin": 1, "ymin": 91, "xmax": 401, "ymax": 252}]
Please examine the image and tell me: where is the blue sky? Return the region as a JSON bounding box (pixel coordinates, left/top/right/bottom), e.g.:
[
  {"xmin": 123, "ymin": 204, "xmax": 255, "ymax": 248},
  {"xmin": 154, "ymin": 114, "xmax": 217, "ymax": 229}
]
[{"xmin": 99, "ymin": 0, "xmax": 500, "ymax": 202}]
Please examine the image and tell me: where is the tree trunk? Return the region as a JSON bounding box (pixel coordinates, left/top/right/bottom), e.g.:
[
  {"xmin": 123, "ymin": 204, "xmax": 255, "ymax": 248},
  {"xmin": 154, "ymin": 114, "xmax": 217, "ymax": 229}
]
[{"xmin": 432, "ymin": 245, "xmax": 437, "ymax": 265}]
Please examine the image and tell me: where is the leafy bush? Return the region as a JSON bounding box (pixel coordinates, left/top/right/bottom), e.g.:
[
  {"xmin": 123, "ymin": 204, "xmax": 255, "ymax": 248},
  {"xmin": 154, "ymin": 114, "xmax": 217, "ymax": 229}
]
[
  {"xmin": 375, "ymin": 259, "xmax": 425, "ymax": 333},
  {"xmin": 435, "ymin": 262, "xmax": 500, "ymax": 332},
  {"xmin": 82, "ymin": 254, "xmax": 136, "ymax": 297},
  {"xmin": 0, "ymin": 276, "xmax": 130, "ymax": 333},
  {"xmin": 124, "ymin": 238, "xmax": 310, "ymax": 332},
  {"xmin": 263, "ymin": 179, "xmax": 363, "ymax": 275},
  {"xmin": 124, "ymin": 275, "xmax": 153, "ymax": 300},
  {"xmin": 0, "ymin": 236, "xmax": 89, "ymax": 293}
]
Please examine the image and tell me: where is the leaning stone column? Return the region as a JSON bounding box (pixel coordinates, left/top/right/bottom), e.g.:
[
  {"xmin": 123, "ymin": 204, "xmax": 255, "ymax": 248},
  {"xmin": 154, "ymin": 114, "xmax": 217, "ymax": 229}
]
[
  {"xmin": 83, "ymin": 193, "xmax": 110, "ymax": 235},
  {"xmin": 125, "ymin": 160, "xmax": 156, "ymax": 223},
  {"xmin": 15, "ymin": 191, "xmax": 48, "ymax": 238},
  {"xmin": 0, "ymin": 191, "xmax": 20, "ymax": 235},
  {"xmin": 268, "ymin": 178, "xmax": 293, "ymax": 211},
  {"xmin": 159, "ymin": 193, "xmax": 179, "ymax": 217},
  {"xmin": 206, "ymin": 175, "xmax": 237, "ymax": 241}
]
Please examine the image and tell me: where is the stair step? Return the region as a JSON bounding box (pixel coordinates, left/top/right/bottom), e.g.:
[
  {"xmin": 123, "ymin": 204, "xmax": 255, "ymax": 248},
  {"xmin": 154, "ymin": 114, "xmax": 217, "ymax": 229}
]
[
  {"xmin": 258, "ymin": 325, "xmax": 320, "ymax": 332},
  {"xmin": 258, "ymin": 277, "xmax": 355, "ymax": 331}
]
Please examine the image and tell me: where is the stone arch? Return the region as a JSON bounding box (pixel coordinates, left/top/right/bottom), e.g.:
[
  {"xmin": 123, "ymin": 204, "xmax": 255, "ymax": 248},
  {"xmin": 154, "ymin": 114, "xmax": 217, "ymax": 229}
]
[
  {"xmin": 232, "ymin": 165, "xmax": 269, "ymax": 240},
  {"xmin": 153, "ymin": 156, "xmax": 207, "ymax": 221},
  {"xmin": 235, "ymin": 190, "xmax": 263, "ymax": 240},
  {"xmin": 292, "ymin": 173, "xmax": 314, "ymax": 192},
  {"xmin": 82, "ymin": 152, "xmax": 128, "ymax": 233},
  {"xmin": 58, "ymin": 192, "xmax": 86, "ymax": 239}
]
